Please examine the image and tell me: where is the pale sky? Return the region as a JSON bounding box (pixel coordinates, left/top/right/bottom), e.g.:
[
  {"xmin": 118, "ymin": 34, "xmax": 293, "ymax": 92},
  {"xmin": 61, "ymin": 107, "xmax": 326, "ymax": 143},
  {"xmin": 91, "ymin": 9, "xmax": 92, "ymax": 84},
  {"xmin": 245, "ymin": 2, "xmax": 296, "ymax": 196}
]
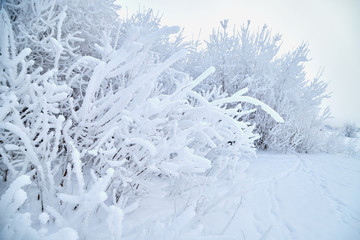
[{"xmin": 118, "ymin": 0, "xmax": 360, "ymax": 126}]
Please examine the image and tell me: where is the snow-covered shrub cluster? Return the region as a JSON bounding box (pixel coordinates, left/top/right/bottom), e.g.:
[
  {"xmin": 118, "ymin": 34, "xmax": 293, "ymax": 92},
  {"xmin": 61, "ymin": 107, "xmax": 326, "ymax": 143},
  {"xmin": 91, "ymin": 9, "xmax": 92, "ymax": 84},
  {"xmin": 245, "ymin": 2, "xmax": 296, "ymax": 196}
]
[
  {"xmin": 343, "ymin": 122, "xmax": 359, "ymax": 138},
  {"xmin": 186, "ymin": 21, "xmax": 329, "ymax": 152},
  {"xmin": 331, "ymin": 123, "xmax": 360, "ymax": 158},
  {"xmin": 0, "ymin": 2, "xmax": 284, "ymax": 239}
]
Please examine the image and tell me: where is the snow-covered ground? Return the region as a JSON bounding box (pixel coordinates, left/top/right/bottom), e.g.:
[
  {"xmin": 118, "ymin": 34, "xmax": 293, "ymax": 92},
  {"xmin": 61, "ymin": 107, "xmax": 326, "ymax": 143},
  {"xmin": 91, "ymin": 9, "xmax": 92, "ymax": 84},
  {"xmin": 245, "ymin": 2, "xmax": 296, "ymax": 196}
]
[
  {"xmin": 123, "ymin": 152, "xmax": 360, "ymax": 240},
  {"xmin": 228, "ymin": 152, "xmax": 360, "ymax": 240}
]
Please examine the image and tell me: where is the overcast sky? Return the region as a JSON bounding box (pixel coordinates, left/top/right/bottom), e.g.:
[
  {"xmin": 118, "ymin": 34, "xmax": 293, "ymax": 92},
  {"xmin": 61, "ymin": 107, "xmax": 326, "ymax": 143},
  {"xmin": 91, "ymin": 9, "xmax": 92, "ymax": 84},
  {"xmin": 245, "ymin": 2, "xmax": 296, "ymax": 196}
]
[{"xmin": 118, "ymin": 0, "xmax": 360, "ymax": 126}]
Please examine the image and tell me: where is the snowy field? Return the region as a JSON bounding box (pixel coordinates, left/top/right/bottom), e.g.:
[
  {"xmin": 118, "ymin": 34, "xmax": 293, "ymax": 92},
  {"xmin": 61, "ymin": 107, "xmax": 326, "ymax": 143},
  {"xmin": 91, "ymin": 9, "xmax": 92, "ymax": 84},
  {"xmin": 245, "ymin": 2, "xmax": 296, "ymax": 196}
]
[
  {"xmin": 122, "ymin": 152, "xmax": 360, "ymax": 240},
  {"xmin": 228, "ymin": 152, "xmax": 360, "ymax": 240}
]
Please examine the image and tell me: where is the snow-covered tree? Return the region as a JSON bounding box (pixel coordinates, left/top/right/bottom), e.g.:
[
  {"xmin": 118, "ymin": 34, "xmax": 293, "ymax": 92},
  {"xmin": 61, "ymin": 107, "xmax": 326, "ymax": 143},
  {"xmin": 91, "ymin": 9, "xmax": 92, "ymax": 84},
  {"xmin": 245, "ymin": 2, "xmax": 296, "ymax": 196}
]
[
  {"xmin": 0, "ymin": 2, "xmax": 283, "ymax": 239},
  {"xmin": 186, "ymin": 21, "xmax": 329, "ymax": 152}
]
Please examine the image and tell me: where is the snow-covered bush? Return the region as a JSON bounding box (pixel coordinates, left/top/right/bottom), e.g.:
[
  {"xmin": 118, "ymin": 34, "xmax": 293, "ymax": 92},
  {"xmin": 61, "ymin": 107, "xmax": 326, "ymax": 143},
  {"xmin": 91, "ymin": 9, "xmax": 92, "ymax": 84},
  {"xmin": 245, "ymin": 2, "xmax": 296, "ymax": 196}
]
[
  {"xmin": 6, "ymin": 0, "xmax": 120, "ymax": 74},
  {"xmin": 186, "ymin": 21, "xmax": 329, "ymax": 152},
  {"xmin": 343, "ymin": 122, "xmax": 359, "ymax": 138},
  {"xmin": 1, "ymin": 5, "xmax": 123, "ymax": 238},
  {"xmin": 0, "ymin": 2, "xmax": 283, "ymax": 239}
]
